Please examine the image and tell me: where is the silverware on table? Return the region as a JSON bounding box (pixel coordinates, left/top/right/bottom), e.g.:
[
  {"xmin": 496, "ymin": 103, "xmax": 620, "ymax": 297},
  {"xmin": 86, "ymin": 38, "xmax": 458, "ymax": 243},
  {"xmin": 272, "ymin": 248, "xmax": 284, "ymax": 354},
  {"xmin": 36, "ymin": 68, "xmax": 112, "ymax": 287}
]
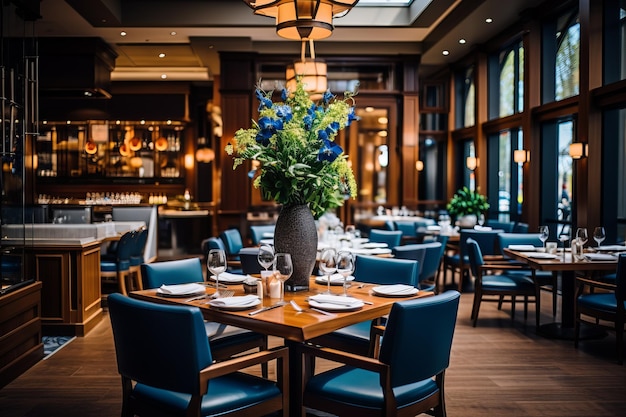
[
  {"xmin": 248, "ymin": 302, "xmax": 286, "ymax": 316},
  {"xmin": 290, "ymin": 300, "xmax": 334, "ymax": 316}
]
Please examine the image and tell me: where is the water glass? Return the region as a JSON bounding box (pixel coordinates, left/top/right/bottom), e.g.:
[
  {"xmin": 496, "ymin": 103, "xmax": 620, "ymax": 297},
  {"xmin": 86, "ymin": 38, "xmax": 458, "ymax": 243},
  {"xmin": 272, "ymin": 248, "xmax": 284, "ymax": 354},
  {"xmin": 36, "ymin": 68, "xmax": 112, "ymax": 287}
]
[
  {"xmin": 207, "ymin": 249, "xmax": 227, "ymax": 298},
  {"xmin": 593, "ymin": 227, "xmax": 606, "ymax": 247},
  {"xmin": 257, "ymin": 244, "xmax": 275, "ymax": 271},
  {"xmin": 273, "ymin": 253, "xmax": 293, "ymax": 304},
  {"xmin": 318, "ymin": 248, "xmax": 338, "ymax": 294},
  {"xmin": 336, "ymin": 251, "xmax": 355, "ymax": 297},
  {"xmin": 539, "ymin": 226, "xmax": 549, "ymax": 251}
]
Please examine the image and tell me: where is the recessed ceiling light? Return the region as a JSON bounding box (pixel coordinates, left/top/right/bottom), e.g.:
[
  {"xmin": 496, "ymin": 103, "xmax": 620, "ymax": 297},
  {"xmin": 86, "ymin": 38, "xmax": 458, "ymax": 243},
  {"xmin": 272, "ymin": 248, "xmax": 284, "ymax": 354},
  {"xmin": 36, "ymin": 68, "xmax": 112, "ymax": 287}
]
[
  {"xmin": 365, "ymin": 106, "xmax": 374, "ymax": 112},
  {"xmin": 120, "ymin": 31, "xmax": 127, "ymax": 36},
  {"xmin": 170, "ymin": 31, "xmax": 177, "ymax": 36},
  {"xmin": 485, "ymin": 18, "xmax": 493, "ymax": 23},
  {"xmin": 161, "ymin": 74, "xmax": 167, "ymax": 79},
  {"xmin": 442, "ymin": 50, "xmax": 450, "ymax": 56},
  {"xmin": 158, "ymin": 53, "xmax": 166, "ymax": 58},
  {"xmin": 459, "ymin": 39, "xmax": 466, "ymax": 44}
]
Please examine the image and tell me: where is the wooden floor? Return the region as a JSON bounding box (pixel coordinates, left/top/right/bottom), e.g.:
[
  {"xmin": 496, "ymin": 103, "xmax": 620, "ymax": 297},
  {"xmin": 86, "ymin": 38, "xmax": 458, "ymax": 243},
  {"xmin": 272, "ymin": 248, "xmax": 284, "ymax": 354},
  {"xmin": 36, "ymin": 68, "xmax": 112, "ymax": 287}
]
[{"xmin": 1, "ymin": 283, "xmax": 625, "ymax": 416}]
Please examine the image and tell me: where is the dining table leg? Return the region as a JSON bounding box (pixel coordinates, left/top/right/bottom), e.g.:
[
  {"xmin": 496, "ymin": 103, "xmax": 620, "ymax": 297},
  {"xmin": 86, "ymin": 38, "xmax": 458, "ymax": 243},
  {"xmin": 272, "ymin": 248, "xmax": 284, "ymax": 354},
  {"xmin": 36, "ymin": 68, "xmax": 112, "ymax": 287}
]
[
  {"xmin": 285, "ymin": 339, "xmax": 304, "ymax": 417},
  {"xmin": 536, "ymin": 270, "xmax": 606, "ymax": 340}
]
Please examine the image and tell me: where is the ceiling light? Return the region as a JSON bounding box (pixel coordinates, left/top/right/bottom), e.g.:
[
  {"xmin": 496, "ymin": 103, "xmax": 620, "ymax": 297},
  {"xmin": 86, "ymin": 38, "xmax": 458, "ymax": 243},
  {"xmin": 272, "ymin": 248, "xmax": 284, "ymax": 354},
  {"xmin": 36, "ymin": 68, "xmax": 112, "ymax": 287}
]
[
  {"xmin": 485, "ymin": 18, "xmax": 493, "ymax": 23},
  {"xmin": 120, "ymin": 31, "xmax": 127, "ymax": 37},
  {"xmin": 158, "ymin": 53, "xmax": 166, "ymax": 58},
  {"xmin": 286, "ymin": 39, "xmax": 327, "ymax": 97},
  {"xmin": 442, "ymin": 50, "xmax": 450, "ymax": 56},
  {"xmin": 243, "ymin": 1, "xmax": 359, "ymax": 40},
  {"xmin": 459, "ymin": 38, "xmax": 466, "ymax": 44}
]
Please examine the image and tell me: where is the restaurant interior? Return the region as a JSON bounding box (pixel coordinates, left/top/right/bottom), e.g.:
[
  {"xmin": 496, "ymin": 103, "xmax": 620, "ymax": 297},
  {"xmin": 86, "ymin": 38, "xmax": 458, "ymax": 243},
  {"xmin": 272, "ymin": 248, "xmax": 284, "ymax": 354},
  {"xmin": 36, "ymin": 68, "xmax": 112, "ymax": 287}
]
[{"xmin": 1, "ymin": 0, "xmax": 626, "ymax": 416}]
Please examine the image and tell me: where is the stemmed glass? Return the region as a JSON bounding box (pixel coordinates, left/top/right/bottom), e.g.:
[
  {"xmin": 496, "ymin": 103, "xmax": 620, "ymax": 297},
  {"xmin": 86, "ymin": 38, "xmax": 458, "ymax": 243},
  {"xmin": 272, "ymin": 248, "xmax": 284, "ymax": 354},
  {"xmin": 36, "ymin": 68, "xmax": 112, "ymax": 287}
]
[
  {"xmin": 318, "ymin": 248, "xmax": 338, "ymax": 294},
  {"xmin": 593, "ymin": 227, "xmax": 606, "ymax": 248},
  {"xmin": 273, "ymin": 253, "xmax": 293, "ymax": 304},
  {"xmin": 257, "ymin": 244, "xmax": 275, "ymax": 272},
  {"xmin": 207, "ymin": 249, "xmax": 227, "ymax": 298},
  {"xmin": 478, "ymin": 213, "xmax": 486, "ymax": 227},
  {"xmin": 539, "ymin": 226, "xmax": 549, "ymax": 252},
  {"xmin": 336, "ymin": 251, "xmax": 355, "ymax": 297},
  {"xmin": 575, "ymin": 227, "xmax": 588, "ymax": 246}
]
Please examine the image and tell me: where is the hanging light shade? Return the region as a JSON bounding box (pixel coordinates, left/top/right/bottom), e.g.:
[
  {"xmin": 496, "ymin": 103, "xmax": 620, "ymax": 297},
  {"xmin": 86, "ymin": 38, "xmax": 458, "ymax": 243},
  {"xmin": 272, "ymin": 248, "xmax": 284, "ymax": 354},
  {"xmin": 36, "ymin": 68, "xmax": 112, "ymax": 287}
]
[
  {"xmin": 119, "ymin": 143, "xmax": 131, "ymax": 157},
  {"xmin": 196, "ymin": 147, "xmax": 215, "ymax": 163},
  {"xmin": 84, "ymin": 141, "xmax": 98, "ymax": 155},
  {"xmin": 286, "ymin": 39, "xmax": 327, "ymax": 97},
  {"xmin": 129, "ymin": 137, "xmax": 142, "ymax": 151},
  {"xmin": 243, "ymin": 0, "xmax": 359, "ymax": 40},
  {"xmin": 155, "ymin": 137, "xmax": 168, "ymax": 151}
]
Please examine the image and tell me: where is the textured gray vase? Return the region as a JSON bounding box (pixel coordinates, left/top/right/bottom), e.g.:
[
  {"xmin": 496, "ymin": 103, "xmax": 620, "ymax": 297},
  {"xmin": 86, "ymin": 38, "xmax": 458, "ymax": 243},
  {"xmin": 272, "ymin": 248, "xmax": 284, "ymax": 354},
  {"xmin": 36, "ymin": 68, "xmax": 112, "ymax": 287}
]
[{"xmin": 273, "ymin": 204, "xmax": 317, "ymax": 291}]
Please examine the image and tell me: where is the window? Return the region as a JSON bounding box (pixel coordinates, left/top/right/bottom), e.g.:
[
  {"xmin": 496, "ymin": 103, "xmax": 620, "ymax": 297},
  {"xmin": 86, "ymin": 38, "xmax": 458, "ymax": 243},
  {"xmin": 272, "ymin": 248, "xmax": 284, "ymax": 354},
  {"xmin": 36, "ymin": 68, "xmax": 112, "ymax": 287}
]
[
  {"xmin": 486, "ymin": 128, "xmax": 523, "ymax": 222},
  {"xmin": 489, "ymin": 40, "xmax": 524, "ymax": 119},
  {"xmin": 542, "ymin": 8, "xmax": 580, "ymax": 103},
  {"xmin": 604, "ymin": 0, "xmax": 626, "ymax": 83},
  {"xmin": 455, "ymin": 66, "xmax": 475, "ymax": 128}
]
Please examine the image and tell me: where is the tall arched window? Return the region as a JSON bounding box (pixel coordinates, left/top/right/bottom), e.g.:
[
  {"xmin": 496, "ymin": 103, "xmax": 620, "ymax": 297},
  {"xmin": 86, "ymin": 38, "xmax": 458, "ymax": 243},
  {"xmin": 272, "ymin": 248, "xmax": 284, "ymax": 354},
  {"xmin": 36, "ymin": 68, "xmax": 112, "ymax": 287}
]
[
  {"xmin": 555, "ymin": 13, "xmax": 580, "ymax": 101},
  {"xmin": 455, "ymin": 66, "xmax": 475, "ymax": 128},
  {"xmin": 496, "ymin": 41, "xmax": 524, "ymax": 118}
]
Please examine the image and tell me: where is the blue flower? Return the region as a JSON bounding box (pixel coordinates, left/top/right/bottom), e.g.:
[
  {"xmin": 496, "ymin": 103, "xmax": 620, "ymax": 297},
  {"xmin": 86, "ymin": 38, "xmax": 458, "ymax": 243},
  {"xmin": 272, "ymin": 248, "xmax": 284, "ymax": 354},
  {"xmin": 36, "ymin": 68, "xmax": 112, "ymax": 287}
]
[
  {"xmin": 321, "ymin": 90, "xmax": 333, "ymax": 105},
  {"xmin": 275, "ymin": 104, "xmax": 293, "ymax": 122},
  {"xmin": 281, "ymin": 88, "xmax": 288, "ymax": 101},
  {"xmin": 347, "ymin": 107, "xmax": 359, "ymax": 126},
  {"xmin": 256, "ymin": 117, "xmax": 283, "ymax": 146},
  {"xmin": 256, "ymin": 89, "xmax": 273, "ymax": 111},
  {"xmin": 318, "ymin": 138, "xmax": 343, "ymax": 162}
]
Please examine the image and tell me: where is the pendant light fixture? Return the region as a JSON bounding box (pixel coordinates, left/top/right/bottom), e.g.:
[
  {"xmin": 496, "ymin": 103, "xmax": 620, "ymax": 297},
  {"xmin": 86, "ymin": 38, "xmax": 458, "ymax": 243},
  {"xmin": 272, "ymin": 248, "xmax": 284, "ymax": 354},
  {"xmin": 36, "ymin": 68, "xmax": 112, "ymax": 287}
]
[
  {"xmin": 243, "ymin": 0, "xmax": 359, "ymax": 40},
  {"xmin": 286, "ymin": 39, "xmax": 327, "ymax": 97}
]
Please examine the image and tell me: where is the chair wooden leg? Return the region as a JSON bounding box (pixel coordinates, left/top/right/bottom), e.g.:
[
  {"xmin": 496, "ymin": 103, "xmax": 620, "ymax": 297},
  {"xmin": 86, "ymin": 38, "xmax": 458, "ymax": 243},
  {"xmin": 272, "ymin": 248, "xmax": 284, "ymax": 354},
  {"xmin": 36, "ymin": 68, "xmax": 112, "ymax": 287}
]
[
  {"xmin": 511, "ymin": 296, "xmax": 516, "ymax": 319},
  {"xmin": 118, "ymin": 271, "xmax": 129, "ymax": 296},
  {"xmin": 471, "ymin": 292, "xmax": 482, "ymax": 327},
  {"xmin": 552, "ymin": 272, "xmax": 558, "ymax": 316},
  {"xmin": 616, "ymin": 317, "xmax": 624, "ymax": 365}
]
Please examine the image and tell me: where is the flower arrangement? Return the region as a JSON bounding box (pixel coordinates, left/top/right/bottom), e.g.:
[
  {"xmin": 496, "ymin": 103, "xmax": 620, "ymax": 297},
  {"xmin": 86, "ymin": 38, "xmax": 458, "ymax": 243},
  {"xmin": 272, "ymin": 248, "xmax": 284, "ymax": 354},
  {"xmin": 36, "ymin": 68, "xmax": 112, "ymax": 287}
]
[
  {"xmin": 226, "ymin": 79, "xmax": 358, "ymax": 218},
  {"xmin": 446, "ymin": 186, "xmax": 490, "ymax": 218}
]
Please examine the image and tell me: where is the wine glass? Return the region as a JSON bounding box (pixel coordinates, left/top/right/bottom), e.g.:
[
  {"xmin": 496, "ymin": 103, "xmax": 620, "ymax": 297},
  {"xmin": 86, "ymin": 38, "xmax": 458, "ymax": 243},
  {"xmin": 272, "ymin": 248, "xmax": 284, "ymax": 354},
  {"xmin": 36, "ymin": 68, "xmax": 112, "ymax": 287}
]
[
  {"xmin": 575, "ymin": 227, "xmax": 588, "ymax": 246},
  {"xmin": 593, "ymin": 227, "xmax": 606, "ymax": 248},
  {"xmin": 538, "ymin": 226, "xmax": 549, "ymax": 251},
  {"xmin": 345, "ymin": 225, "xmax": 356, "ymax": 240},
  {"xmin": 257, "ymin": 244, "xmax": 275, "ymax": 271},
  {"xmin": 318, "ymin": 248, "xmax": 338, "ymax": 294},
  {"xmin": 273, "ymin": 253, "xmax": 293, "ymax": 304},
  {"xmin": 336, "ymin": 251, "xmax": 355, "ymax": 297},
  {"xmin": 207, "ymin": 249, "xmax": 227, "ymax": 298},
  {"xmin": 478, "ymin": 213, "xmax": 486, "ymax": 227}
]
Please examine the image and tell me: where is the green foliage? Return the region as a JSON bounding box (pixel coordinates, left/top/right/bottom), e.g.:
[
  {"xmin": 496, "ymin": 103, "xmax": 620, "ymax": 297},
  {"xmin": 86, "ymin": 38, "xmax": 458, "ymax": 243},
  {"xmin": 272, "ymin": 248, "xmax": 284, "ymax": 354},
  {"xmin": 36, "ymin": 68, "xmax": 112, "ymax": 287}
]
[
  {"xmin": 226, "ymin": 79, "xmax": 358, "ymax": 218},
  {"xmin": 446, "ymin": 186, "xmax": 490, "ymax": 217}
]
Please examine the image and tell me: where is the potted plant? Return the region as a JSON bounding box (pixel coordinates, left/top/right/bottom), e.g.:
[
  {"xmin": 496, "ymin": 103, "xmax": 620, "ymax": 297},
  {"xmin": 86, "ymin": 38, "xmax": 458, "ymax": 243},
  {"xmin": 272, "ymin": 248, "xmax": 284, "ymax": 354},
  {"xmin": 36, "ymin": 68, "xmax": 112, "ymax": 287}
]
[{"xmin": 446, "ymin": 186, "xmax": 490, "ymax": 227}]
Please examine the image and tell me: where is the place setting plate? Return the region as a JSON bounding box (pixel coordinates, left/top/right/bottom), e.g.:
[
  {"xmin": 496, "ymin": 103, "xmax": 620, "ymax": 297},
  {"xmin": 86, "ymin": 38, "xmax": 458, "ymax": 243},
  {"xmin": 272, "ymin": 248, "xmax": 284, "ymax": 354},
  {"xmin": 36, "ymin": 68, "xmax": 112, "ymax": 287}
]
[
  {"xmin": 209, "ymin": 272, "xmax": 249, "ymax": 284},
  {"xmin": 315, "ymin": 274, "xmax": 355, "ymax": 286},
  {"xmin": 525, "ymin": 253, "xmax": 559, "ymax": 259},
  {"xmin": 207, "ymin": 295, "xmax": 262, "ymax": 311},
  {"xmin": 584, "ymin": 253, "xmax": 618, "ymax": 261},
  {"xmin": 371, "ymin": 284, "xmax": 418, "ymax": 297},
  {"xmin": 508, "ymin": 244, "xmax": 537, "ymax": 251}
]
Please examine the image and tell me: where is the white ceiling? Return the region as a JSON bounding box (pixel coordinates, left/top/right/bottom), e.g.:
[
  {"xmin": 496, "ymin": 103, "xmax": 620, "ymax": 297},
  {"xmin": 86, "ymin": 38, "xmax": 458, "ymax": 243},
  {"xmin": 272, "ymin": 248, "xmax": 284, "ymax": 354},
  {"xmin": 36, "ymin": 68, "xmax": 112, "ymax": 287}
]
[{"xmin": 29, "ymin": 0, "xmax": 545, "ymax": 81}]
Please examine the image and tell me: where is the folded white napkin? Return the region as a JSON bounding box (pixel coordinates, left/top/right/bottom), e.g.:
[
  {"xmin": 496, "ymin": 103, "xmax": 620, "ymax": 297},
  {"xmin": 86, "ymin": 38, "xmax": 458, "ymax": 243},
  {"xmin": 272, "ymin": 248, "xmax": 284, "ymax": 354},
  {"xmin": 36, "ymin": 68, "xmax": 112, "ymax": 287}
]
[
  {"xmin": 309, "ymin": 294, "xmax": 362, "ymax": 306},
  {"xmin": 158, "ymin": 283, "xmax": 205, "ymax": 295},
  {"xmin": 361, "ymin": 242, "xmax": 388, "ymax": 249},
  {"xmin": 508, "ymin": 244, "xmax": 536, "ymax": 251},
  {"xmin": 211, "ymin": 272, "xmax": 247, "ymax": 282},
  {"xmin": 585, "ymin": 253, "xmax": 617, "ymax": 261},
  {"xmin": 374, "ymin": 284, "xmax": 415, "ymax": 294},
  {"xmin": 209, "ymin": 295, "xmax": 259, "ymax": 307},
  {"xmin": 474, "ymin": 225, "xmax": 492, "ymax": 230},
  {"xmin": 596, "ymin": 245, "xmax": 626, "ymax": 251}
]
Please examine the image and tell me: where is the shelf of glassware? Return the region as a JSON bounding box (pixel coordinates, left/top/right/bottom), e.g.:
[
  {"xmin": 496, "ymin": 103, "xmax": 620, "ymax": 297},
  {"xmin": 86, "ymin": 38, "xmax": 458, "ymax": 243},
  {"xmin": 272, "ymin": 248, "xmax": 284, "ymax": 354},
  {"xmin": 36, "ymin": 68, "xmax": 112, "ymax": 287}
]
[{"xmin": 36, "ymin": 121, "xmax": 185, "ymax": 179}]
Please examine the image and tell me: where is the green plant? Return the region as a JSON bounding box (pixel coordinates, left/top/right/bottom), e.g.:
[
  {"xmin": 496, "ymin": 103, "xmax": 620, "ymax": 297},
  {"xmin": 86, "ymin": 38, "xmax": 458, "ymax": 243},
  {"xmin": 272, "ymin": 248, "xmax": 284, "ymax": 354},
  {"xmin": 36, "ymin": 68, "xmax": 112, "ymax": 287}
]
[
  {"xmin": 226, "ymin": 79, "xmax": 358, "ymax": 218},
  {"xmin": 446, "ymin": 186, "xmax": 490, "ymax": 217}
]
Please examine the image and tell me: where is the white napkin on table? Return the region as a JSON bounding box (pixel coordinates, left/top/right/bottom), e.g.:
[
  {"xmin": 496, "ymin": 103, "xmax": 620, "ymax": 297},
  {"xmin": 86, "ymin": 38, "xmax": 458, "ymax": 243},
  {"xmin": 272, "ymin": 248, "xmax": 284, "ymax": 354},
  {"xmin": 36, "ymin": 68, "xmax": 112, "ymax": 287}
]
[
  {"xmin": 316, "ymin": 274, "xmax": 354, "ymax": 284},
  {"xmin": 208, "ymin": 295, "xmax": 259, "ymax": 307},
  {"xmin": 210, "ymin": 272, "xmax": 247, "ymax": 282},
  {"xmin": 309, "ymin": 294, "xmax": 363, "ymax": 306},
  {"xmin": 374, "ymin": 284, "xmax": 416, "ymax": 295},
  {"xmin": 158, "ymin": 283, "xmax": 205, "ymax": 295},
  {"xmin": 508, "ymin": 244, "xmax": 537, "ymax": 251}
]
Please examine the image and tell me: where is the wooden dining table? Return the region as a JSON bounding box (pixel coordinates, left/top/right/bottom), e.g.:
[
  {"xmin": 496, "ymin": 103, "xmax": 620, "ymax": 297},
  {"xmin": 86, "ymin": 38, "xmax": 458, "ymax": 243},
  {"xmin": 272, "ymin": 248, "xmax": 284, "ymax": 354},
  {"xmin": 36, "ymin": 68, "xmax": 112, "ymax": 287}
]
[
  {"xmin": 130, "ymin": 276, "xmax": 432, "ymax": 417},
  {"xmin": 503, "ymin": 248, "xmax": 618, "ymax": 340}
]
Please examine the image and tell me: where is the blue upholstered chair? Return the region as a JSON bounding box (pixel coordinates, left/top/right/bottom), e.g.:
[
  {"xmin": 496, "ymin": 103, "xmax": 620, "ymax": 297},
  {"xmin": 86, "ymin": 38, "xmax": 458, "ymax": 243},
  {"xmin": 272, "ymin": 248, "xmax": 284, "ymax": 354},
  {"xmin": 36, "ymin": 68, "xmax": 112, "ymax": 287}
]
[
  {"xmin": 466, "ymin": 238, "xmax": 538, "ymax": 327},
  {"xmin": 486, "ymin": 220, "xmax": 515, "ymax": 232},
  {"xmin": 101, "ymin": 230, "xmax": 141, "ymax": 295},
  {"xmin": 300, "ymin": 290, "xmax": 461, "ymax": 417},
  {"xmin": 249, "ymin": 224, "xmax": 275, "ymax": 245},
  {"xmin": 219, "ymin": 229, "xmax": 244, "ymax": 261},
  {"xmin": 394, "ymin": 221, "xmax": 419, "ymax": 243},
  {"xmin": 201, "ymin": 237, "xmax": 241, "ymax": 274},
  {"xmin": 392, "ymin": 243, "xmax": 433, "ymax": 290},
  {"xmin": 239, "ymin": 246, "xmax": 262, "ymax": 275},
  {"xmin": 442, "ymin": 229, "xmax": 503, "ymax": 292},
  {"xmin": 575, "ymin": 253, "xmax": 626, "ymax": 364},
  {"xmin": 368, "ymin": 229, "xmax": 403, "ymax": 248},
  {"xmin": 107, "ymin": 293, "xmax": 287, "ymax": 417},
  {"xmin": 309, "ymin": 256, "xmax": 419, "ymax": 357},
  {"xmin": 497, "ymin": 232, "xmax": 558, "ymax": 316},
  {"xmin": 128, "ymin": 226, "xmax": 149, "ymax": 286},
  {"xmin": 140, "ymin": 258, "xmax": 268, "ymax": 375}
]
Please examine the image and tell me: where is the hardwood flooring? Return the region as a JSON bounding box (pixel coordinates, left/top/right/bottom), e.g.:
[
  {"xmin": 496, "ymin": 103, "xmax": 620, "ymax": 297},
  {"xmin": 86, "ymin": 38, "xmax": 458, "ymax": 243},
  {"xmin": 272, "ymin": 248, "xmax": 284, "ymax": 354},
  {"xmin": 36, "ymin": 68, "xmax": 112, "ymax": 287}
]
[{"xmin": 1, "ymin": 286, "xmax": 625, "ymax": 416}]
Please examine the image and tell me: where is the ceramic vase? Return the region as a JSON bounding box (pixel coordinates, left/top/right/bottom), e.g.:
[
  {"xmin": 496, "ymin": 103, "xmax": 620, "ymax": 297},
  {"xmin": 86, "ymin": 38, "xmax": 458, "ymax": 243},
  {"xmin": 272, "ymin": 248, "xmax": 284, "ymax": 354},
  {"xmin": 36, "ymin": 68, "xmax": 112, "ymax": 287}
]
[{"xmin": 273, "ymin": 204, "xmax": 317, "ymax": 291}]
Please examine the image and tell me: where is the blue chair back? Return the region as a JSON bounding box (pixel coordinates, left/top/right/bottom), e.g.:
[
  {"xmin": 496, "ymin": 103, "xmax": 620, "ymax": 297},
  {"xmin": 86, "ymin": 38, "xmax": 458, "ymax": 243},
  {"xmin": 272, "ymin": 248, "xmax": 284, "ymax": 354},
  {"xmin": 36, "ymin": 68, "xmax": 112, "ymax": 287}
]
[
  {"xmin": 239, "ymin": 247, "xmax": 262, "ymax": 274},
  {"xmin": 420, "ymin": 242, "xmax": 444, "ymax": 282},
  {"xmin": 108, "ymin": 293, "xmax": 213, "ymax": 394},
  {"xmin": 616, "ymin": 254, "xmax": 626, "ymax": 303},
  {"xmin": 141, "ymin": 258, "xmax": 204, "ymax": 289},
  {"xmin": 130, "ymin": 226, "xmax": 149, "ymax": 265},
  {"xmin": 368, "ymin": 229, "xmax": 403, "ymax": 248},
  {"xmin": 104, "ymin": 229, "xmax": 135, "ymax": 266},
  {"xmin": 486, "ymin": 220, "xmax": 515, "ymax": 232},
  {"xmin": 459, "ymin": 229, "xmax": 502, "ymax": 258},
  {"xmin": 379, "ymin": 290, "xmax": 460, "ymax": 386},
  {"xmin": 220, "ymin": 229, "xmax": 244, "ymax": 257},
  {"xmin": 202, "ymin": 236, "xmax": 226, "ymax": 254},
  {"xmin": 353, "ymin": 255, "xmax": 418, "ymax": 286},
  {"xmin": 392, "ymin": 243, "xmax": 426, "ymax": 276},
  {"xmin": 394, "ymin": 221, "xmax": 417, "ymax": 239},
  {"xmin": 249, "ymin": 225, "xmax": 275, "ymax": 245},
  {"xmin": 513, "ymin": 222, "xmax": 529, "ymax": 233},
  {"xmin": 465, "ymin": 237, "xmax": 484, "ymax": 278}
]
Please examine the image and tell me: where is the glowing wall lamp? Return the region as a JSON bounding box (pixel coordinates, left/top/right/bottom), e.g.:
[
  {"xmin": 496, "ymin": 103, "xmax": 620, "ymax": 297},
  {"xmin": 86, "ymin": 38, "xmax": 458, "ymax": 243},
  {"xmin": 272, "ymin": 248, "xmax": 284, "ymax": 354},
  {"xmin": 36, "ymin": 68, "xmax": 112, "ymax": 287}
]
[
  {"xmin": 184, "ymin": 154, "xmax": 195, "ymax": 170},
  {"xmin": 415, "ymin": 160, "xmax": 424, "ymax": 171},
  {"xmin": 513, "ymin": 149, "xmax": 530, "ymax": 164},
  {"xmin": 466, "ymin": 156, "xmax": 478, "ymax": 171},
  {"xmin": 569, "ymin": 142, "xmax": 588, "ymax": 159}
]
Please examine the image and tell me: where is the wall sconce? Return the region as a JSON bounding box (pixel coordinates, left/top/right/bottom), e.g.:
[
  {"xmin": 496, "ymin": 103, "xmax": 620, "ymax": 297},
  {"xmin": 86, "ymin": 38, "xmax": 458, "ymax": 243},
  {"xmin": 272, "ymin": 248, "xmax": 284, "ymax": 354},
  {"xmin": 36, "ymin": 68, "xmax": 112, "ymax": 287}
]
[
  {"xmin": 569, "ymin": 142, "xmax": 588, "ymax": 159},
  {"xmin": 514, "ymin": 149, "xmax": 530, "ymax": 164},
  {"xmin": 184, "ymin": 154, "xmax": 195, "ymax": 170},
  {"xmin": 243, "ymin": 0, "xmax": 359, "ymax": 40},
  {"xmin": 466, "ymin": 156, "xmax": 478, "ymax": 171},
  {"xmin": 415, "ymin": 160, "xmax": 424, "ymax": 171}
]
